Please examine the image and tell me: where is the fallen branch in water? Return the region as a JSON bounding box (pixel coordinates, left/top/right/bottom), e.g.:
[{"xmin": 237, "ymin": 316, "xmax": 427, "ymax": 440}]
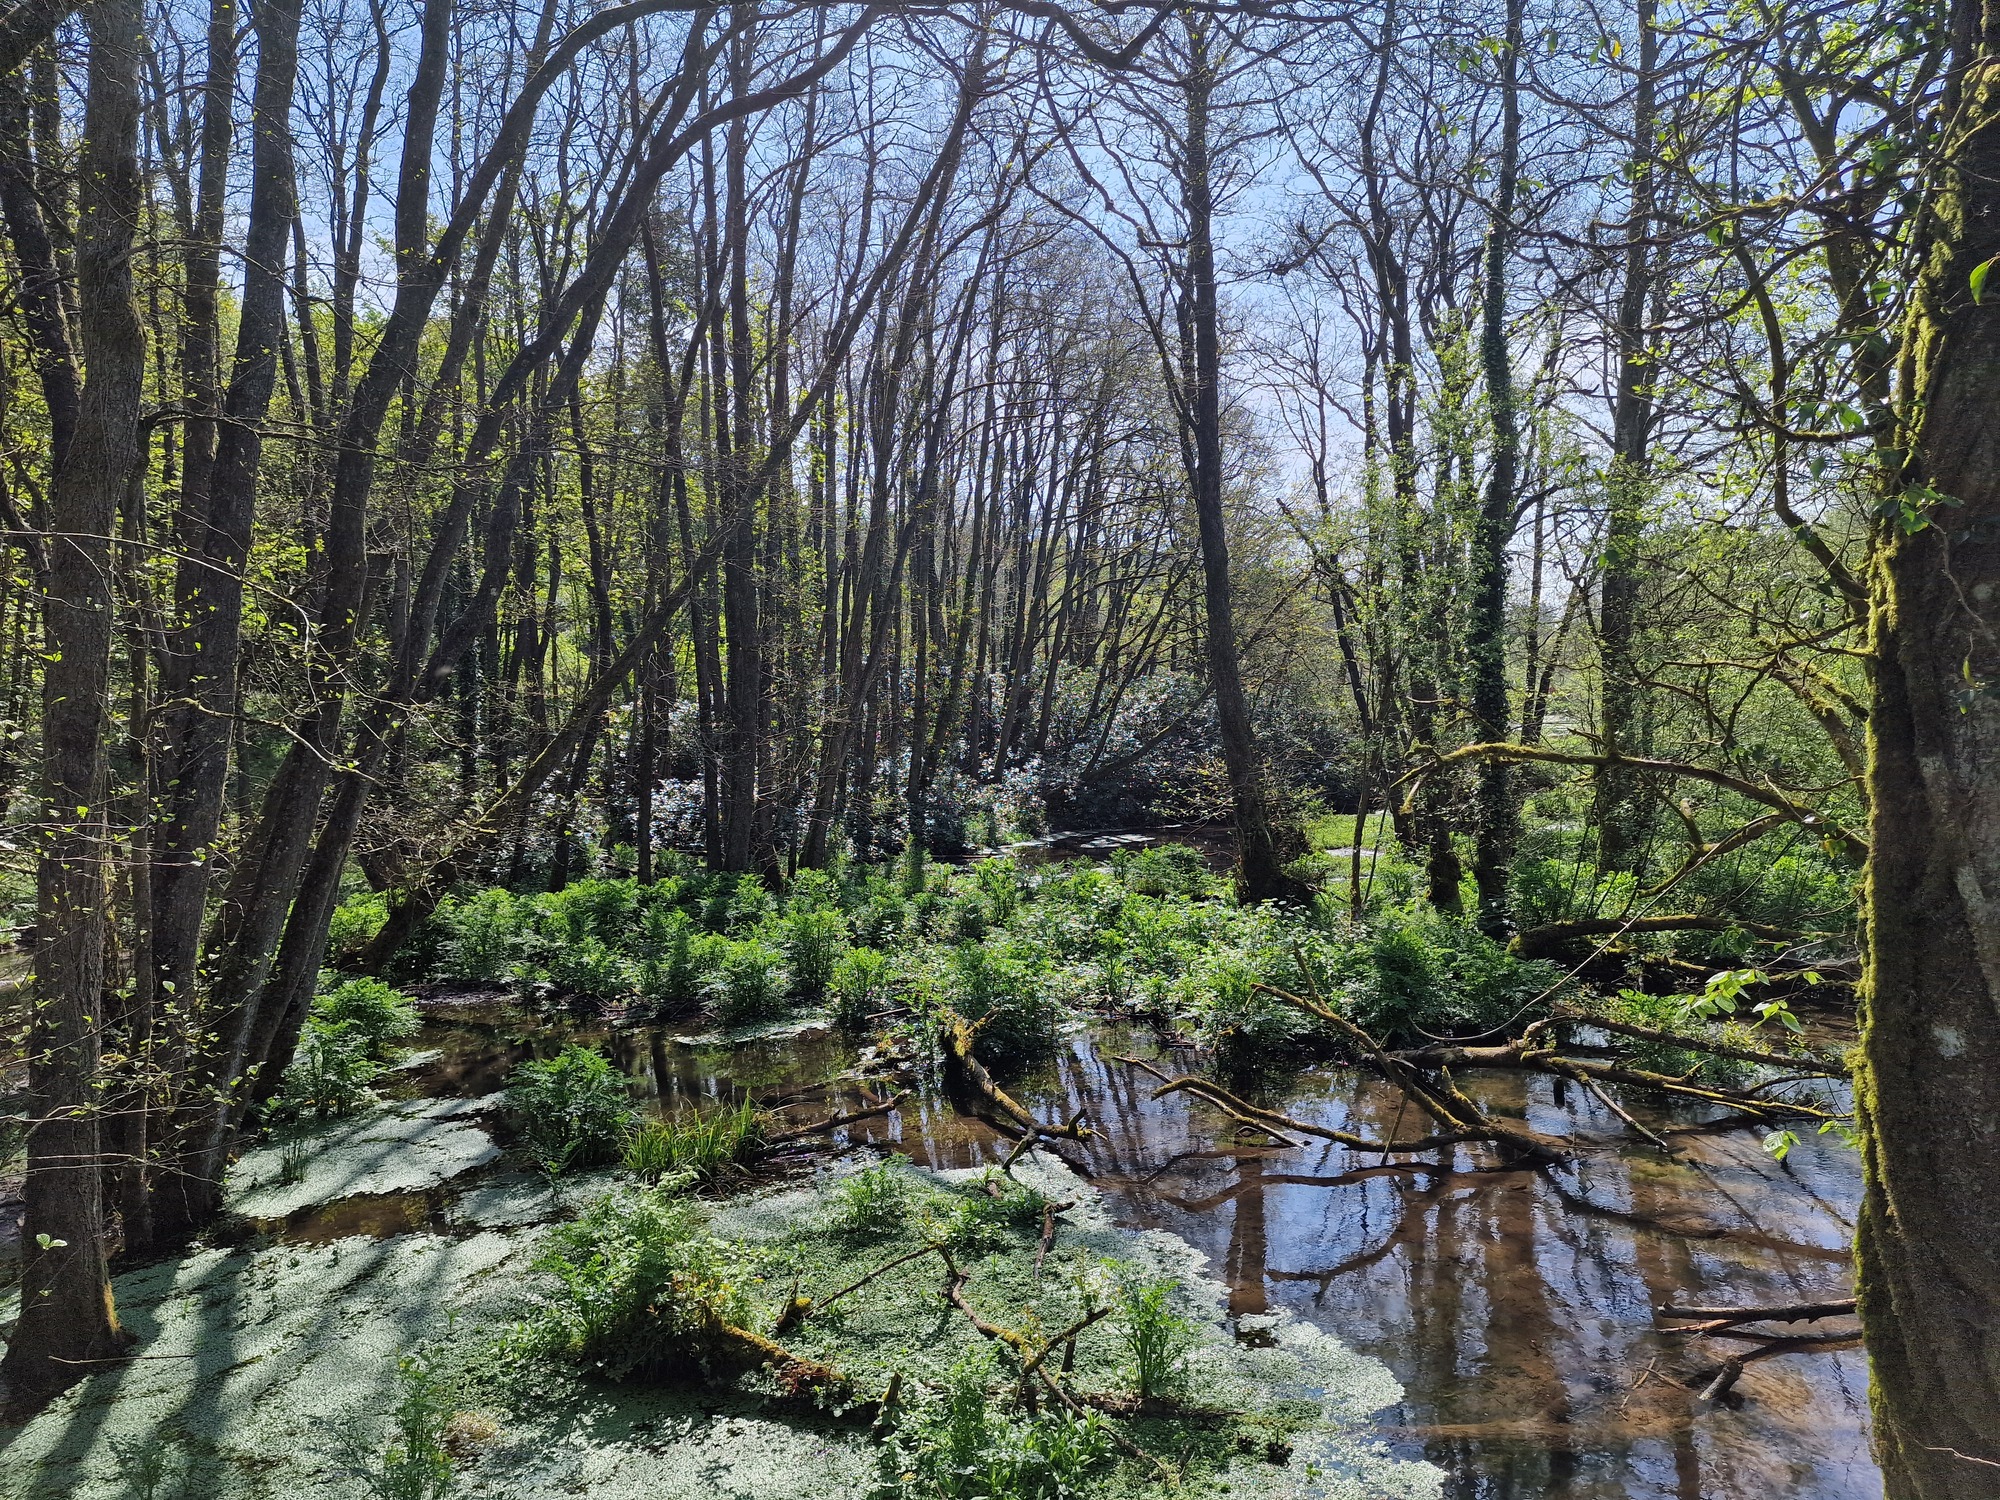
[
  {"xmin": 775, "ymin": 1241, "xmax": 945, "ymax": 1334},
  {"xmin": 1255, "ymin": 982, "xmax": 1571, "ymax": 1165},
  {"xmin": 1558, "ymin": 1013, "xmax": 1848, "ymax": 1078},
  {"xmin": 1691, "ymin": 1331, "xmax": 1863, "ymax": 1401},
  {"xmin": 941, "ymin": 1015, "xmax": 1089, "ymax": 1141},
  {"xmin": 1149, "ymin": 1073, "xmax": 1482, "ymax": 1157},
  {"xmin": 1660, "ymin": 1297, "xmax": 1857, "ymax": 1334},
  {"xmin": 764, "ymin": 1090, "xmax": 907, "ymax": 1145}
]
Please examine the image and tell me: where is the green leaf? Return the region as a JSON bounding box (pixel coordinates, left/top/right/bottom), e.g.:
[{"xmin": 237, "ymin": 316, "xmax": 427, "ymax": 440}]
[
  {"xmin": 34, "ymin": 1233, "xmax": 67, "ymax": 1250},
  {"xmin": 1973, "ymin": 255, "xmax": 1999, "ymax": 305}
]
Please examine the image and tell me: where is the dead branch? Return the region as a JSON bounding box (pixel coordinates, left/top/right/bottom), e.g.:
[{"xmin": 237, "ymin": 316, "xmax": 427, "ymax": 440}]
[
  {"xmin": 764, "ymin": 1090, "xmax": 908, "ymax": 1145},
  {"xmin": 1560, "ymin": 1013, "xmax": 1848, "ymax": 1077},
  {"xmin": 1693, "ymin": 1332, "xmax": 1863, "ymax": 1401},
  {"xmin": 941, "ymin": 1015, "xmax": 1089, "ymax": 1140},
  {"xmin": 1660, "ymin": 1297, "xmax": 1856, "ymax": 1334},
  {"xmin": 1513, "ymin": 914, "xmax": 1807, "ymax": 960}
]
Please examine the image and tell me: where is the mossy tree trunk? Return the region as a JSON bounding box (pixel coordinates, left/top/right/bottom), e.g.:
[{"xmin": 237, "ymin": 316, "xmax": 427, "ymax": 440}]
[{"xmin": 1859, "ymin": 3, "xmax": 2000, "ymax": 1491}]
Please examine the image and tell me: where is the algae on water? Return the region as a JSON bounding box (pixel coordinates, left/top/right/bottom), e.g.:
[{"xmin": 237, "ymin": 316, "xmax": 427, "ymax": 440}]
[{"xmin": 3, "ymin": 1128, "xmax": 1439, "ymax": 1500}]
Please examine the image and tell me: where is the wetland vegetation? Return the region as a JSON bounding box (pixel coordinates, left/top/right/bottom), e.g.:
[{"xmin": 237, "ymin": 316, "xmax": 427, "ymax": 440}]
[{"xmin": 4, "ymin": 0, "xmax": 1998, "ymax": 1497}]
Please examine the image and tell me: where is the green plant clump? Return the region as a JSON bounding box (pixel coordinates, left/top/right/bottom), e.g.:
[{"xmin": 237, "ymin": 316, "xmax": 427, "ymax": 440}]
[
  {"xmin": 276, "ymin": 1019, "xmax": 381, "ymax": 1121},
  {"xmin": 505, "ymin": 1044, "xmax": 638, "ymax": 1174},
  {"xmin": 1118, "ymin": 1276, "xmax": 1196, "ymax": 1404},
  {"xmin": 706, "ymin": 937, "xmax": 790, "ymax": 1026},
  {"xmin": 872, "ymin": 1349, "xmax": 1111, "ymax": 1500},
  {"xmin": 515, "ymin": 1187, "xmax": 755, "ymax": 1379},
  {"xmin": 623, "ymin": 1098, "xmax": 767, "ymax": 1185},
  {"xmin": 314, "ymin": 976, "xmax": 421, "ymax": 1056}
]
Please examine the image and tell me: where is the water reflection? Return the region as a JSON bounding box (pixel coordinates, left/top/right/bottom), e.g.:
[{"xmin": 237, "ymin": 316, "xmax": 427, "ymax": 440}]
[{"xmin": 407, "ymin": 1002, "xmax": 1875, "ymax": 1499}]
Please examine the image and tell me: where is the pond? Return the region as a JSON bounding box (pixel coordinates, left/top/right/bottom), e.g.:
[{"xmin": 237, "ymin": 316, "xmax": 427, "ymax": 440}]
[{"xmin": 399, "ymin": 995, "xmax": 1875, "ymax": 1500}]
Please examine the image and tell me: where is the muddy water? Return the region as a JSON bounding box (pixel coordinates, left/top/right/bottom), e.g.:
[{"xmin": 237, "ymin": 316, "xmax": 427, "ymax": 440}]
[{"xmin": 404, "ymin": 1001, "xmax": 1873, "ymax": 1500}]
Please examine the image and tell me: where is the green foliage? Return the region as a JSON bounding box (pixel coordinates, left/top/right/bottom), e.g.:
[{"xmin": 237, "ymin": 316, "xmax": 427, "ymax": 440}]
[
  {"xmin": 832, "ymin": 946, "xmax": 893, "ymax": 1029},
  {"xmin": 351, "ymin": 1354, "xmax": 456, "ymax": 1500},
  {"xmin": 505, "ymin": 1044, "xmax": 637, "ymax": 1174},
  {"xmin": 947, "ymin": 1169, "xmax": 1052, "ymax": 1251},
  {"xmin": 516, "ymin": 1187, "xmax": 755, "ymax": 1379},
  {"xmin": 532, "ymin": 934, "xmax": 633, "ymax": 1003},
  {"xmin": 1183, "ymin": 952, "xmax": 1305, "ymax": 1076},
  {"xmin": 1118, "ymin": 1276, "xmax": 1196, "ymax": 1403},
  {"xmin": 721, "ymin": 873, "xmax": 775, "ymax": 933},
  {"xmin": 108, "ymin": 1431, "xmax": 185, "ymax": 1500},
  {"xmin": 314, "ymin": 976, "xmax": 420, "ymax": 1056},
  {"xmin": 635, "ymin": 910, "xmax": 726, "ymax": 1014},
  {"xmin": 435, "ymin": 887, "xmax": 526, "ymax": 984},
  {"xmin": 278, "ymin": 1019, "xmax": 380, "ymax": 1121},
  {"xmin": 829, "ymin": 1158, "xmax": 919, "ymax": 1239},
  {"xmin": 971, "ymin": 857, "xmax": 1025, "ymax": 921},
  {"xmin": 946, "ymin": 939, "xmax": 1058, "ymax": 1073},
  {"xmin": 855, "ymin": 892, "xmax": 914, "ymax": 947},
  {"xmin": 1346, "ymin": 905, "xmax": 1559, "ymax": 1043},
  {"xmin": 622, "ymin": 1098, "xmax": 766, "ymax": 1185},
  {"xmin": 1113, "ymin": 843, "xmax": 1211, "ymax": 899},
  {"xmin": 873, "ymin": 1349, "xmax": 1111, "ymax": 1500},
  {"xmin": 782, "ymin": 904, "xmax": 849, "ymax": 1001},
  {"xmin": 704, "ymin": 937, "xmax": 790, "ymax": 1026},
  {"xmin": 327, "ymin": 891, "xmax": 390, "ymax": 967}
]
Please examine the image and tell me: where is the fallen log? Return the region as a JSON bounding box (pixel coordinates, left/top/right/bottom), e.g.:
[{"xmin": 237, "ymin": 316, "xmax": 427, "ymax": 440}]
[
  {"xmin": 764, "ymin": 1090, "xmax": 908, "ymax": 1145},
  {"xmin": 940, "ymin": 1015, "xmax": 1088, "ymax": 1141}
]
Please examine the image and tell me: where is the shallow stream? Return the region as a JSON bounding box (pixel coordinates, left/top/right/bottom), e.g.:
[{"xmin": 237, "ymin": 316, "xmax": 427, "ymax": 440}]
[{"xmin": 396, "ymin": 995, "xmax": 1874, "ymax": 1500}]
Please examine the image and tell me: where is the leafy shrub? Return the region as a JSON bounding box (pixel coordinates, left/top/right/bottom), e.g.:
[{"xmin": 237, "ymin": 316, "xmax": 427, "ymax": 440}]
[
  {"xmin": 1346, "ymin": 906, "xmax": 1559, "ymax": 1043},
  {"xmin": 635, "ymin": 911, "xmax": 726, "ymax": 1014},
  {"xmin": 435, "ymin": 887, "xmax": 524, "ymax": 983},
  {"xmin": 721, "ymin": 874, "xmax": 775, "ymax": 934},
  {"xmin": 1509, "ymin": 856, "xmax": 1638, "ymax": 931},
  {"xmin": 854, "ymin": 893, "xmax": 913, "ymax": 947},
  {"xmin": 831, "ymin": 946, "xmax": 893, "ymax": 1029},
  {"xmin": 938, "ymin": 892, "xmax": 993, "ymax": 943},
  {"xmin": 542, "ymin": 878, "xmax": 639, "ymax": 943},
  {"xmin": 505, "ymin": 1045, "xmax": 637, "ymax": 1174},
  {"xmin": 343, "ymin": 1353, "xmax": 455, "ymax": 1500},
  {"xmin": 326, "ymin": 891, "xmax": 390, "ymax": 968},
  {"xmin": 314, "ymin": 977, "xmax": 420, "ymax": 1057},
  {"xmin": 704, "ymin": 938, "xmax": 790, "ymax": 1027},
  {"xmin": 517, "ymin": 1187, "xmax": 754, "ymax": 1379},
  {"xmin": 782, "ymin": 905, "xmax": 848, "ymax": 1001},
  {"xmin": 1118, "ymin": 1277, "xmax": 1196, "ymax": 1404},
  {"xmin": 278, "ymin": 1020, "xmax": 380, "ymax": 1120},
  {"xmin": 947, "ymin": 940, "xmax": 1058, "ymax": 1073},
  {"xmin": 622, "ymin": 1098, "xmax": 766, "ymax": 1185},
  {"xmin": 971, "ymin": 856, "xmax": 1025, "ymax": 922},
  {"xmin": 828, "ymin": 1158, "xmax": 916, "ymax": 1239},
  {"xmin": 947, "ymin": 1168, "xmax": 1052, "ymax": 1251},
  {"xmin": 873, "ymin": 1348, "xmax": 1110, "ymax": 1500},
  {"xmin": 1116, "ymin": 843, "xmax": 1211, "ymax": 899},
  {"xmin": 532, "ymin": 935, "xmax": 632, "ymax": 1004},
  {"xmin": 1185, "ymin": 953, "xmax": 1305, "ymax": 1075}
]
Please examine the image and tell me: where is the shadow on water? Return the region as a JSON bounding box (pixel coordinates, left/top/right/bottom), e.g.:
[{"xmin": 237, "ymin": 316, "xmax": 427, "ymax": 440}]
[{"xmin": 407, "ymin": 1003, "xmax": 1876, "ymax": 1500}]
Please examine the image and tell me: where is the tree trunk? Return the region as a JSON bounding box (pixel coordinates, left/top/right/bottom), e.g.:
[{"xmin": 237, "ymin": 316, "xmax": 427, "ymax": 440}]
[
  {"xmin": 1468, "ymin": 0, "xmax": 1523, "ymax": 933},
  {"xmin": 1180, "ymin": 20, "xmax": 1296, "ymax": 902},
  {"xmin": 1, "ymin": 0, "xmax": 145, "ymax": 1406},
  {"xmin": 1594, "ymin": 0, "xmax": 1659, "ymax": 873},
  {"xmin": 1856, "ymin": 5, "xmax": 2000, "ymax": 1493}
]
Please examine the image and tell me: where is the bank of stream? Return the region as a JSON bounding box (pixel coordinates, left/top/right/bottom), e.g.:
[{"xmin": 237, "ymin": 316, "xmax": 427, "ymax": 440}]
[{"xmin": 397, "ymin": 994, "xmax": 1871, "ymax": 1500}]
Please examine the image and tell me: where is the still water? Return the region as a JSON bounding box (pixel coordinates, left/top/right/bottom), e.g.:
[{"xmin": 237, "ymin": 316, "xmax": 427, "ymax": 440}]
[{"xmin": 402, "ymin": 996, "xmax": 1875, "ymax": 1500}]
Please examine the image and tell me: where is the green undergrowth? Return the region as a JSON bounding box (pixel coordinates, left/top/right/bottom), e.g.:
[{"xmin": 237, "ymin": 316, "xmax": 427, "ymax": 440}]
[
  {"xmin": 441, "ymin": 1153, "xmax": 1433, "ymax": 1500},
  {"xmin": 351, "ymin": 843, "xmax": 1594, "ymax": 1078}
]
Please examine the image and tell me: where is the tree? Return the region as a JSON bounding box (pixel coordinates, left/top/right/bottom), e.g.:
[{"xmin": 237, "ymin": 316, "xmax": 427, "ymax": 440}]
[{"xmin": 1855, "ymin": 1, "xmax": 2000, "ymax": 1491}]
